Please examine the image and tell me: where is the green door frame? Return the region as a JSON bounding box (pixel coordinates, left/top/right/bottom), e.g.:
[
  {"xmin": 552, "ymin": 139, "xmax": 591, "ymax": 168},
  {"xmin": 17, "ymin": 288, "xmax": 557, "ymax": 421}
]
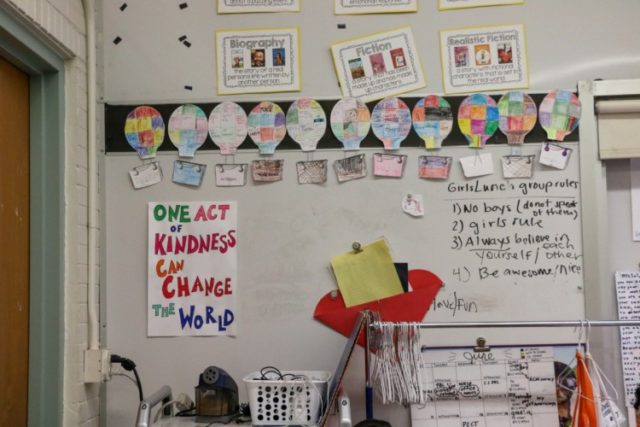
[{"xmin": 0, "ymin": 7, "xmax": 65, "ymax": 427}]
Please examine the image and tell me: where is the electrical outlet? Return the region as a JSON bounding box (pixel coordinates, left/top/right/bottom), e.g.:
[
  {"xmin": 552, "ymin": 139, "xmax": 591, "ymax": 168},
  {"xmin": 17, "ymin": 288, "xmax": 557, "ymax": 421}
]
[
  {"xmin": 84, "ymin": 348, "xmax": 112, "ymax": 383},
  {"xmin": 84, "ymin": 349, "xmax": 102, "ymax": 383},
  {"xmin": 100, "ymin": 349, "xmax": 112, "ymax": 382}
]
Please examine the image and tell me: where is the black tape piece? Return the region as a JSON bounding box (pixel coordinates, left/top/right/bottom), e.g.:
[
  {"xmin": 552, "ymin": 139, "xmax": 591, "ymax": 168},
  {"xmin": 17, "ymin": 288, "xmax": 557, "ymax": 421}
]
[
  {"xmin": 113, "ymin": 36, "xmax": 122, "ymax": 45},
  {"xmin": 179, "ymin": 2, "xmax": 188, "ymax": 9},
  {"xmin": 120, "ymin": 3, "xmax": 127, "ymax": 11}
]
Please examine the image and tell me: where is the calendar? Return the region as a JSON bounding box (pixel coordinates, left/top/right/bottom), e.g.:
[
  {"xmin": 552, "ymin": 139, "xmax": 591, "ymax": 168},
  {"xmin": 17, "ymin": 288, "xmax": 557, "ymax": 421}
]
[{"xmin": 411, "ymin": 346, "xmax": 575, "ymax": 427}]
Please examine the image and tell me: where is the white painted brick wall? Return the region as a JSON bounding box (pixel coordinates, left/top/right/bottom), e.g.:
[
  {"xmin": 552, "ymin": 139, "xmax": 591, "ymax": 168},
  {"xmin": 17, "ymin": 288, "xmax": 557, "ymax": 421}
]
[{"xmin": 1, "ymin": 1, "xmax": 98, "ymax": 426}]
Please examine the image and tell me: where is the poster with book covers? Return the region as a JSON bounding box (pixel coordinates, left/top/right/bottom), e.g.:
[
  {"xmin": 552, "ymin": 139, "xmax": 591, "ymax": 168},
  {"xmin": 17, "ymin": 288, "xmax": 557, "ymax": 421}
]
[
  {"xmin": 216, "ymin": 28, "xmax": 301, "ymax": 95},
  {"xmin": 440, "ymin": 24, "xmax": 528, "ymax": 94},
  {"xmin": 331, "ymin": 27, "xmax": 425, "ymax": 102},
  {"xmin": 335, "ymin": 0, "xmax": 418, "ymax": 14}
]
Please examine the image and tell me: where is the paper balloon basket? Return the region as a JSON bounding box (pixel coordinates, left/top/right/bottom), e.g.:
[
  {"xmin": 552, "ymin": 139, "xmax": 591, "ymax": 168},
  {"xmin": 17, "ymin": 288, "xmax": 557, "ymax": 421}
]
[{"xmin": 244, "ymin": 370, "xmax": 331, "ymax": 426}]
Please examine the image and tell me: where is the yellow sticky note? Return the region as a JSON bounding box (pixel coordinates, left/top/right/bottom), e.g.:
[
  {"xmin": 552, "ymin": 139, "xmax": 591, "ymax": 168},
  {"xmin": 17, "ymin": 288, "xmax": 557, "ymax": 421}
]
[{"xmin": 331, "ymin": 239, "xmax": 404, "ymax": 307}]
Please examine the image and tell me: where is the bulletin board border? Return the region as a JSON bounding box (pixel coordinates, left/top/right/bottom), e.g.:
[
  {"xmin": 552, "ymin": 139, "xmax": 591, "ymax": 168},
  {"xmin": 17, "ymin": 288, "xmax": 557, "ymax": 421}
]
[{"xmin": 104, "ymin": 93, "xmax": 578, "ymax": 154}]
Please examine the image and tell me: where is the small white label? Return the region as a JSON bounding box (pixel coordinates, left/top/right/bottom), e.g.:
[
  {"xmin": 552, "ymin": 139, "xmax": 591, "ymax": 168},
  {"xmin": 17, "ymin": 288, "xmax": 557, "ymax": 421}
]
[
  {"xmin": 129, "ymin": 162, "xmax": 162, "ymax": 189},
  {"xmin": 459, "ymin": 153, "xmax": 494, "ymax": 178}
]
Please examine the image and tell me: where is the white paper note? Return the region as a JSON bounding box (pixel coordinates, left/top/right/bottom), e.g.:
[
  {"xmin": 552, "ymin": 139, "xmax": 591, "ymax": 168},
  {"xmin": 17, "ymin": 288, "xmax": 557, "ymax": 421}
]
[
  {"xmin": 459, "ymin": 152, "xmax": 494, "ymax": 178},
  {"xmin": 615, "ymin": 271, "xmax": 640, "ymax": 405},
  {"xmin": 630, "ymin": 159, "xmax": 640, "ymax": 241}
]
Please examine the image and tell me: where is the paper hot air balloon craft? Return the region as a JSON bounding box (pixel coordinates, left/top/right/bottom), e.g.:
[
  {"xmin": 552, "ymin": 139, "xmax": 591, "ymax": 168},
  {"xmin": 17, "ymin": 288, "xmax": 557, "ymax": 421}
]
[
  {"xmin": 168, "ymin": 104, "xmax": 208, "ymax": 158},
  {"xmin": 247, "ymin": 101, "xmax": 287, "ymax": 155},
  {"xmin": 371, "ymin": 97, "xmax": 412, "ymax": 150},
  {"xmin": 412, "ymin": 95, "xmax": 453, "ymax": 150},
  {"xmin": 457, "ymin": 94, "xmax": 499, "ymax": 148},
  {"xmin": 124, "ymin": 106, "xmax": 165, "ymax": 159},
  {"xmin": 538, "ymin": 90, "xmax": 581, "ymax": 142},
  {"xmin": 330, "ymin": 97, "xmax": 371, "ymax": 151},
  {"xmin": 286, "ymin": 98, "xmax": 327, "ymax": 152},
  {"xmin": 497, "ymin": 91, "xmax": 537, "ymax": 145},
  {"xmin": 208, "ymin": 101, "xmax": 248, "ymax": 155}
]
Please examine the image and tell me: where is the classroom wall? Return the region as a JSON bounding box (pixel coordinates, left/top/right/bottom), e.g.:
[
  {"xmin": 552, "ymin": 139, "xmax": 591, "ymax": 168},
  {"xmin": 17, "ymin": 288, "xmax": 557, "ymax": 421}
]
[
  {"xmin": 0, "ymin": 1, "xmax": 98, "ymax": 426},
  {"xmin": 99, "ymin": 1, "xmax": 640, "ymax": 426}
]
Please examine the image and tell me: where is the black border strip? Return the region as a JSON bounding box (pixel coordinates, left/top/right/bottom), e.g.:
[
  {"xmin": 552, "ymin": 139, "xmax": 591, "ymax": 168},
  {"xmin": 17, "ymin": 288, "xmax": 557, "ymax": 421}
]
[{"xmin": 105, "ymin": 94, "xmax": 578, "ymax": 154}]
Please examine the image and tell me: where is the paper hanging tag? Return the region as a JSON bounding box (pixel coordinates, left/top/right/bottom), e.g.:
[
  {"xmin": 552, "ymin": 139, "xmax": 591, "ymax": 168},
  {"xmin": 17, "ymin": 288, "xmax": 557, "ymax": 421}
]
[
  {"xmin": 600, "ymin": 400, "xmax": 625, "ymax": 427},
  {"xmin": 172, "ymin": 160, "xmax": 206, "ymax": 187},
  {"xmin": 373, "ymin": 153, "xmax": 407, "ymax": 178},
  {"xmin": 402, "ymin": 193, "xmax": 424, "ymax": 217},
  {"xmin": 215, "ymin": 164, "xmax": 247, "ymax": 187},
  {"xmin": 334, "ymin": 154, "xmax": 367, "ymax": 183},
  {"xmin": 539, "ymin": 142, "xmax": 572, "ymax": 170},
  {"xmin": 252, "ymin": 159, "xmax": 284, "ymax": 182},
  {"xmin": 129, "ymin": 162, "xmax": 163, "ymax": 189},
  {"xmin": 501, "ymin": 155, "xmax": 535, "ymax": 179},
  {"xmin": 418, "ymin": 156, "xmax": 452, "ymax": 180},
  {"xmin": 296, "ymin": 160, "xmax": 328, "ymax": 184},
  {"xmin": 459, "ymin": 153, "xmax": 494, "ymax": 178}
]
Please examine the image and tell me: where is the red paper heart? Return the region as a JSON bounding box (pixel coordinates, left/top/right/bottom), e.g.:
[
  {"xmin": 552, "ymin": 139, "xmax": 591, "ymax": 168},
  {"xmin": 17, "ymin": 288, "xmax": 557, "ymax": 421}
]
[{"xmin": 314, "ymin": 269, "xmax": 443, "ymax": 346}]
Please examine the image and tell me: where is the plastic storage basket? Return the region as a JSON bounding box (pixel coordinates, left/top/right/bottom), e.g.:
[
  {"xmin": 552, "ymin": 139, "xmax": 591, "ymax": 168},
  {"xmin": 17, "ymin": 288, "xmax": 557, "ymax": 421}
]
[{"xmin": 243, "ymin": 370, "xmax": 331, "ymax": 426}]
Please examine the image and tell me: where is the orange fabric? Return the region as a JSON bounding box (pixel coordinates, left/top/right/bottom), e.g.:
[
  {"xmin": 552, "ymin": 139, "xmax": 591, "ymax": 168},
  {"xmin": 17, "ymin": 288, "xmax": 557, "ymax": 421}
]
[{"xmin": 571, "ymin": 350, "xmax": 597, "ymax": 427}]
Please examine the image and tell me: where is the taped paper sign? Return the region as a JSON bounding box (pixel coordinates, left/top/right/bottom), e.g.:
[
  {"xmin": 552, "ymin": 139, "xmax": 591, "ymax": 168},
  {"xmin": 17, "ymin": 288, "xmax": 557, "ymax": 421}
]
[
  {"xmin": 440, "ymin": 24, "xmax": 528, "ymax": 94},
  {"xmin": 335, "ymin": 0, "xmax": 418, "ymax": 14},
  {"xmin": 439, "ymin": 0, "xmax": 524, "ymax": 10},
  {"xmin": 459, "ymin": 152, "xmax": 494, "ymax": 178},
  {"xmin": 331, "ymin": 27, "xmax": 425, "ymax": 102},
  {"xmin": 216, "ymin": 27, "xmax": 301, "ymax": 95},
  {"xmin": 217, "ymin": 0, "xmax": 300, "ymax": 13},
  {"xmin": 148, "ymin": 202, "xmax": 237, "ymax": 336}
]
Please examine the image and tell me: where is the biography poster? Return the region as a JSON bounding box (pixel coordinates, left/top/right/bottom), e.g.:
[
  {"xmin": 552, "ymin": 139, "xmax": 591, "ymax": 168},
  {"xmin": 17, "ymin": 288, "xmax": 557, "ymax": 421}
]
[
  {"xmin": 216, "ymin": 27, "xmax": 301, "ymax": 95},
  {"xmin": 217, "ymin": 0, "xmax": 300, "ymax": 13},
  {"xmin": 335, "ymin": 0, "xmax": 418, "ymax": 14},
  {"xmin": 440, "ymin": 24, "xmax": 528, "ymax": 94},
  {"xmin": 331, "ymin": 27, "xmax": 425, "ymax": 102},
  {"xmin": 148, "ymin": 202, "xmax": 237, "ymax": 337},
  {"xmin": 439, "ymin": 0, "xmax": 524, "ymax": 10}
]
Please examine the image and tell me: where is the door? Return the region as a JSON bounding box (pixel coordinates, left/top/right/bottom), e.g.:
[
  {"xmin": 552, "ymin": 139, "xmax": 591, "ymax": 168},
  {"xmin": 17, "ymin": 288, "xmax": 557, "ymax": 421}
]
[{"xmin": 0, "ymin": 56, "xmax": 30, "ymax": 427}]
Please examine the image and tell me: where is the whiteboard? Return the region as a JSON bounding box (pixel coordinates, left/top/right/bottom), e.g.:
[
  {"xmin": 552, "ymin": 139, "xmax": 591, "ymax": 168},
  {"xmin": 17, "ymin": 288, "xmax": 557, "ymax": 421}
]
[{"xmin": 104, "ymin": 143, "xmax": 584, "ymax": 425}]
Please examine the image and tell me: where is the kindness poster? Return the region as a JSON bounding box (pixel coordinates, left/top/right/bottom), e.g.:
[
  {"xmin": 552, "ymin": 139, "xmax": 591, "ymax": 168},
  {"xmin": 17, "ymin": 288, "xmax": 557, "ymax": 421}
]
[
  {"xmin": 148, "ymin": 202, "xmax": 237, "ymax": 337},
  {"xmin": 440, "ymin": 24, "xmax": 528, "ymax": 94},
  {"xmin": 216, "ymin": 28, "xmax": 301, "ymax": 95},
  {"xmin": 331, "ymin": 27, "xmax": 425, "ymax": 102}
]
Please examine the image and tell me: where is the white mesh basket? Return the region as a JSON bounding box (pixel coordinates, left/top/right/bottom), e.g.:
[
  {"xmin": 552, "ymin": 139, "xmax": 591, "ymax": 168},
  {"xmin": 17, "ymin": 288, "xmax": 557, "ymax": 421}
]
[{"xmin": 243, "ymin": 370, "xmax": 331, "ymax": 426}]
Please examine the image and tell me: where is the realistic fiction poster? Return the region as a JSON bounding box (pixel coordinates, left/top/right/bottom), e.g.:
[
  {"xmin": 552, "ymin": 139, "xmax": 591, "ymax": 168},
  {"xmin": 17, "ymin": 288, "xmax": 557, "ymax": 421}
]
[
  {"xmin": 335, "ymin": 0, "xmax": 418, "ymax": 14},
  {"xmin": 439, "ymin": 24, "xmax": 528, "ymax": 94},
  {"xmin": 217, "ymin": 0, "xmax": 300, "ymax": 13},
  {"xmin": 331, "ymin": 27, "xmax": 425, "ymax": 102},
  {"xmin": 439, "ymin": 0, "xmax": 524, "ymax": 10},
  {"xmin": 148, "ymin": 202, "xmax": 237, "ymax": 337},
  {"xmin": 216, "ymin": 27, "xmax": 301, "ymax": 95}
]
